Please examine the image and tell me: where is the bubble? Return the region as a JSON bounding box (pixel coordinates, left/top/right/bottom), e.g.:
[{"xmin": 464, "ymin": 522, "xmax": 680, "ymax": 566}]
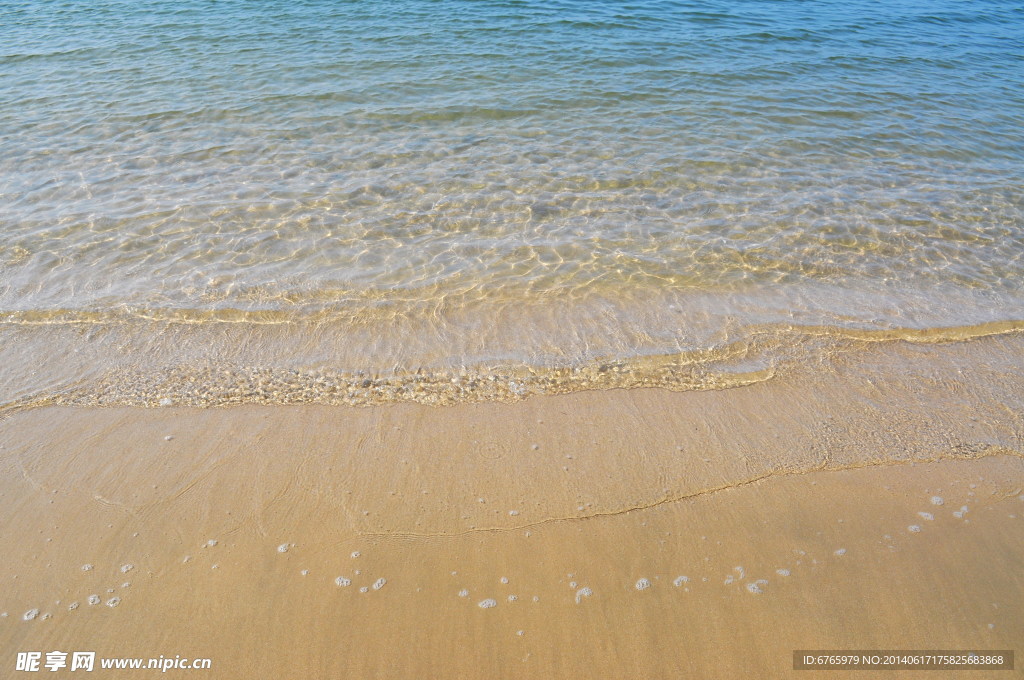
[
  {"xmin": 359, "ymin": 587, "xmax": 369, "ymax": 593},
  {"xmin": 300, "ymin": 570, "xmax": 309, "ymax": 576},
  {"xmin": 41, "ymin": 613, "xmax": 51, "ymax": 620},
  {"xmin": 635, "ymin": 578, "xmax": 651, "ymax": 591},
  {"xmin": 478, "ymin": 599, "xmax": 497, "ymax": 609},
  {"xmin": 917, "ymin": 512, "xmax": 934, "ymax": 521},
  {"xmin": 106, "ymin": 597, "xmax": 120, "ymax": 608},
  {"xmin": 458, "ymin": 589, "xmax": 469, "ymax": 598},
  {"xmin": 532, "ymin": 596, "xmax": 540, "ymax": 602},
  {"xmin": 372, "ymin": 578, "xmax": 386, "ymax": 590},
  {"xmin": 908, "ymin": 525, "xmax": 922, "ymax": 532},
  {"xmin": 724, "ymin": 576, "xmax": 735, "ymax": 585},
  {"xmin": 277, "ymin": 543, "xmax": 290, "ymax": 553},
  {"xmin": 335, "ymin": 577, "xmax": 351, "ymax": 587},
  {"xmin": 746, "ymin": 581, "xmax": 766, "ymax": 595},
  {"xmin": 673, "ymin": 576, "xmax": 689, "ymax": 587},
  {"xmin": 164, "ymin": 435, "xmax": 173, "ymax": 441},
  {"xmin": 159, "ymin": 397, "xmax": 173, "ymax": 407},
  {"xmin": 120, "ymin": 564, "xmax": 134, "ymax": 573},
  {"xmin": 517, "ymin": 630, "xmax": 525, "ymax": 636},
  {"xmin": 23, "ymin": 609, "xmax": 39, "ymax": 621},
  {"xmin": 81, "ymin": 564, "xmax": 93, "ymax": 571},
  {"xmin": 834, "ymin": 549, "xmax": 847, "ymax": 556},
  {"xmin": 205, "ymin": 539, "xmax": 217, "ymax": 548},
  {"xmin": 508, "ymin": 510, "xmax": 519, "ymax": 516},
  {"xmin": 351, "ymin": 551, "xmax": 360, "ymax": 558},
  {"xmin": 87, "ymin": 595, "xmax": 100, "ymax": 605},
  {"xmin": 500, "ymin": 577, "xmax": 509, "ymax": 584},
  {"xmin": 507, "ymin": 595, "xmax": 518, "ymax": 602},
  {"xmin": 575, "ymin": 587, "xmax": 592, "ymax": 604},
  {"xmin": 931, "ymin": 496, "xmax": 944, "ymax": 506},
  {"xmin": 68, "ymin": 602, "xmax": 79, "ymax": 611},
  {"xmin": 569, "ymin": 581, "xmax": 577, "ymax": 589},
  {"xmin": 776, "ymin": 569, "xmax": 791, "ymax": 576}
]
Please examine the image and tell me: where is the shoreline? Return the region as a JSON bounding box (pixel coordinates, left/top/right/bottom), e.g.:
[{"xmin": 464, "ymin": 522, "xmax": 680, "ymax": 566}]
[{"xmin": 1, "ymin": 334, "xmax": 1022, "ymax": 677}]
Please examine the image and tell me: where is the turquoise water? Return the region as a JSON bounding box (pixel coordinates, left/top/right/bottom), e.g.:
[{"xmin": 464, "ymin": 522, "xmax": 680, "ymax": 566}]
[{"xmin": 1, "ymin": 0, "xmax": 1023, "ymax": 404}]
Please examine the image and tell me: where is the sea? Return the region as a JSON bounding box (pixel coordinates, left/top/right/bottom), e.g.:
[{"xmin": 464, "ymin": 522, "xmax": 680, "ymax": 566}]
[{"xmin": 1, "ymin": 0, "xmax": 1022, "ymax": 407}]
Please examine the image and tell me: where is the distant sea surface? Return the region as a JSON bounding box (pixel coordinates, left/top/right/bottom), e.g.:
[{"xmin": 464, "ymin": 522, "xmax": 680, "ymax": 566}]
[{"xmin": 1, "ymin": 0, "xmax": 1022, "ymax": 406}]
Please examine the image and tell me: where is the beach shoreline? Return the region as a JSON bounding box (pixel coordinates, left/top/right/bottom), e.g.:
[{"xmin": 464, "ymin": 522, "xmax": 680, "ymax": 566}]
[{"xmin": 2, "ymin": 335, "xmax": 1022, "ymax": 677}]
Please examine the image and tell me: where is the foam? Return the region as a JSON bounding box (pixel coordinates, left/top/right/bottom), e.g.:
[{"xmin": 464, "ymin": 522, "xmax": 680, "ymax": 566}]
[
  {"xmin": 834, "ymin": 548, "xmax": 847, "ymax": 556},
  {"xmin": 746, "ymin": 581, "xmax": 767, "ymax": 595},
  {"xmin": 106, "ymin": 597, "xmax": 120, "ymax": 608},
  {"xmin": 478, "ymin": 599, "xmax": 497, "ymax": 608},
  {"xmin": 372, "ymin": 578, "xmax": 386, "ymax": 590},
  {"xmin": 673, "ymin": 576, "xmax": 689, "ymax": 587},
  {"xmin": 917, "ymin": 512, "xmax": 934, "ymax": 521},
  {"xmin": 120, "ymin": 564, "xmax": 134, "ymax": 573},
  {"xmin": 335, "ymin": 576, "xmax": 351, "ymax": 587},
  {"xmin": 458, "ymin": 589, "xmax": 469, "ymax": 598},
  {"xmin": 776, "ymin": 569, "xmax": 790, "ymax": 576},
  {"xmin": 81, "ymin": 564, "xmax": 93, "ymax": 571},
  {"xmin": 635, "ymin": 578, "xmax": 651, "ymax": 591},
  {"xmin": 87, "ymin": 595, "xmax": 100, "ymax": 605},
  {"xmin": 277, "ymin": 543, "xmax": 290, "ymax": 553},
  {"xmin": 931, "ymin": 496, "xmax": 944, "ymax": 505},
  {"xmin": 575, "ymin": 587, "xmax": 592, "ymax": 604},
  {"xmin": 908, "ymin": 525, "xmax": 922, "ymax": 532},
  {"xmin": 23, "ymin": 609, "xmax": 39, "ymax": 621}
]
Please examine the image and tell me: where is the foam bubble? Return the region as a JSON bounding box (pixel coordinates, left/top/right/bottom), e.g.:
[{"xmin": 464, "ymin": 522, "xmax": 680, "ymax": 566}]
[
  {"xmin": 205, "ymin": 539, "xmax": 217, "ymax": 548},
  {"xmin": 478, "ymin": 598, "xmax": 497, "ymax": 608},
  {"xmin": 507, "ymin": 595, "xmax": 518, "ymax": 602},
  {"xmin": 300, "ymin": 570, "xmax": 309, "ymax": 576},
  {"xmin": 359, "ymin": 587, "xmax": 369, "ymax": 593},
  {"xmin": 918, "ymin": 512, "xmax": 934, "ymax": 521},
  {"xmin": 575, "ymin": 587, "xmax": 592, "ymax": 603},
  {"xmin": 458, "ymin": 589, "xmax": 469, "ymax": 598},
  {"xmin": 673, "ymin": 576, "xmax": 689, "ymax": 587},
  {"xmin": 81, "ymin": 564, "xmax": 93, "ymax": 571},
  {"xmin": 106, "ymin": 597, "xmax": 120, "ymax": 608},
  {"xmin": 931, "ymin": 496, "xmax": 944, "ymax": 506},
  {"xmin": 724, "ymin": 576, "xmax": 734, "ymax": 585},
  {"xmin": 351, "ymin": 551, "xmax": 360, "ymax": 558},
  {"xmin": 159, "ymin": 397, "xmax": 173, "ymax": 407},
  {"xmin": 746, "ymin": 582, "xmax": 764, "ymax": 594},
  {"xmin": 908, "ymin": 525, "xmax": 922, "ymax": 532},
  {"xmin": 776, "ymin": 569, "xmax": 790, "ymax": 576},
  {"xmin": 335, "ymin": 577, "xmax": 351, "ymax": 587},
  {"xmin": 41, "ymin": 613, "xmax": 51, "ymax": 620},
  {"xmin": 372, "ymin": 578, "xmax": 386, "ymax": 590},
  {"xmin": 277, "ymin": 543, "xmax": 290, "ymax": 553},
  {"xmin": 569, "ymin": 581, "xmax": 577, "ymax": 589},
  {"xmin": 517, "ymin": 630, "xmax": 525, "ymax": 636},
  {"xmin": 23, "ymin": 609, "xmax": 39, "ymax": 621},
  {"xmin": 635, "ymin": 578, "xmax": 651, "ymax": 591},
  {"xmin": 68, "ymin": 602, "xmax": 79, "ymax": 611},
  {"xmin": 87, "ymin": 595, "xmax": 100, "ymax": 605},
  {"xmin": 500, "ymin": 577, "xmax": 509, "ymax": 584},
  {"xmin": 508, "ymin": 510, "xmax": 519, "ymax": 516},
  {"xmin": 834, "ymin": 549, "xmax": 847, "ymax": 556},
  {"xmin": 120, "ymin": 564, "xmax": 134, "ymax": 573}
]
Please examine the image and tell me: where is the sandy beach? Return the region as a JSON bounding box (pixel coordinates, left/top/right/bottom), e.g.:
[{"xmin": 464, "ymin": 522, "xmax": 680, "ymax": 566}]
[{"xmin": 2, "ymin": 333, "xmax": 1021, "ymax": 678}]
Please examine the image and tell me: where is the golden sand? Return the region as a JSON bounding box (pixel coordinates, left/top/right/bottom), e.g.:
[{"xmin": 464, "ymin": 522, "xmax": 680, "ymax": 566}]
[{"xmin": 1, "ymin": 335, "xmax": 1022, "ymax": 678}]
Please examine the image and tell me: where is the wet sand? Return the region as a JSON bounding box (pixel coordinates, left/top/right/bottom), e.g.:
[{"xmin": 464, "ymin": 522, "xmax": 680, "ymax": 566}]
[{"xmin": 1, "ymin": 335, "xmax": 1022, "ymax": 678}]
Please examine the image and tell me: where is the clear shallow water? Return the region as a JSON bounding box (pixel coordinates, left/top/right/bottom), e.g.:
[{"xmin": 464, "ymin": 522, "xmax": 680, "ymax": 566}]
[{"xmin": 1, "ymin": 0, "xmax": 1023, "ymax": 405}]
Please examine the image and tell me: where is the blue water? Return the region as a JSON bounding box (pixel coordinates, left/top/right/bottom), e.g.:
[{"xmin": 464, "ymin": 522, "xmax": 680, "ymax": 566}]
[{"xmin": 1, "ymin": 0, "xmax": 1023, "ymax": 403}]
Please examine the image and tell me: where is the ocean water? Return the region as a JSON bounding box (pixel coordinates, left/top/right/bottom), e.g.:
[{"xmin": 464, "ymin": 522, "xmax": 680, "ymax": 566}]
[{"xmin": 1, "ymin": 0, "xmax": 1022, "ymax": 406}]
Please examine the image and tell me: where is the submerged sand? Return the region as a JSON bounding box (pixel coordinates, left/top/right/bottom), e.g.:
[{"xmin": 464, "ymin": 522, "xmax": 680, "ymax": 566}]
[{"xmin": 1, "ymin": 334, "xmax": 1022, "ymax": 678}]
